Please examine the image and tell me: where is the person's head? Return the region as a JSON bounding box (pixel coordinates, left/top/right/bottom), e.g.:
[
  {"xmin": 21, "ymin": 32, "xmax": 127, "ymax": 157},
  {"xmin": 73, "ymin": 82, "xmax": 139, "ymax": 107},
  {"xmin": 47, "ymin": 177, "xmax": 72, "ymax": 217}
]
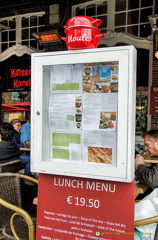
[
  {"xmin": 142, "ymin": 129, "xmax": 158, "ymax": 156},
  {"xmin": 10, "ymin": 119, "xmax": 22, "ymax": 133},
  {"xmin": 0, "ymin": 122, "xmax": 14, "ymax": 141}
]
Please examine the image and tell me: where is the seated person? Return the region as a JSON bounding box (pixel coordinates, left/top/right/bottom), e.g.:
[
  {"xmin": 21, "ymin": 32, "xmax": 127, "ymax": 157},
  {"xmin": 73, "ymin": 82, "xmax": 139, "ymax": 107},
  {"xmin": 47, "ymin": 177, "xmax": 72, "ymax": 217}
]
[
  {"xmin": 11, "ymin": 118, "xmax": 33, "ymax": 185},
  {"xmin": 135, "ymin": 129, "xmax": 158, "ymax": 189},
  {"xmin": 20, "ymin": 113, "xmax": 31, "ymax": 147},
  {"xmin": 0, "ymin": 122, "xmax": 21, "ymax": 162},
  {"xmin": 11, "ymin": 118, "xmax": 26, "ymax": 148}
]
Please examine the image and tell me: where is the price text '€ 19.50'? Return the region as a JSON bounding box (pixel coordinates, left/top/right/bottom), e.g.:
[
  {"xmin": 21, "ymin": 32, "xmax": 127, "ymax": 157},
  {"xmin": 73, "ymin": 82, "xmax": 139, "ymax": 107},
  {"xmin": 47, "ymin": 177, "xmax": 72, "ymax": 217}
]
[{"xmin": 67, "ymin": 196, "xmax": 100, "ymax": 208}]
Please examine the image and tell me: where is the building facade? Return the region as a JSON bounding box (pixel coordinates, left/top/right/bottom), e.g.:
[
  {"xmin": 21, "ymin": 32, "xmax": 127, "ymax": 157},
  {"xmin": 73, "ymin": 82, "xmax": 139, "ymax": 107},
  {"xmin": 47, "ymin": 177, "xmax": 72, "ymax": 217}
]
[{"xmin": 0, "ymin": 0, "xmax": 157, "ymax": 139}]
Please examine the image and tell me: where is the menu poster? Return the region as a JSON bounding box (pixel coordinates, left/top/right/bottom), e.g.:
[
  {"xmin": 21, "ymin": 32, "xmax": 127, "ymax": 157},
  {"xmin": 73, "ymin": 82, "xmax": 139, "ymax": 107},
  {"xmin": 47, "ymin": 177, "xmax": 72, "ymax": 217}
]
[
  {"xmin": 50, "ymin": 64, "xmax": 83, "ymax": 93},
  {"xmin": 36, "ymin": 173, "xmax": 135, "ymax": 240},
  {"xmin": 150, "ymin": 86, "xmax": 158, "ymax": 115},
  {"xmin": 49, "ymin": 62, "xmax": 118, "ymax": 167},
  {"xmin": 83, "ymin": 62, "xmax": 118, "ymax": 94}
]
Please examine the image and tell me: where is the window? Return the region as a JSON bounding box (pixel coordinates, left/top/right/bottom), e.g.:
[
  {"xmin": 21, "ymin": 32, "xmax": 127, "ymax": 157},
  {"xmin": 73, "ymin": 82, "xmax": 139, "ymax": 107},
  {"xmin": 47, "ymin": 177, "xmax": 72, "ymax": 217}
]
[
  {"xmin": 72, "ymin": 0, "xmax": 155, "ymax": 38},
  {"xmin": 72, "ymin": 0, "xmax": 109, "ymax": 32},
  {"xmin": 115, "ymin": 0, "xmax": 154, "ymax": 37},
  {"xmin": 136, "ymin": 49, "xmax": 149, "ymax": 135},
  {"xmin": 0, "ymin": 12, "xmax": 45, "ymax": 52}
]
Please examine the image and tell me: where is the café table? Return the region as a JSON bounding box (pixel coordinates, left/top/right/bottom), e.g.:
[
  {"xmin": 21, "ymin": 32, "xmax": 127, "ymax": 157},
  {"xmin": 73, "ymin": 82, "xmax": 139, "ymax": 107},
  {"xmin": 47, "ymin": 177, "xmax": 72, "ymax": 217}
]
[
  {"xmin": 134, "ymin": 152, "xmax": 157, "ymax": 198},
  {"xmin": 144, "ymin": 152, "xmax": 158, "ymax": 164},
  {"xmin": 20, "ymin": 147, "xmax": 31, "ymax": 151},
  {"xmin": 135, "ymin": 183, "xmax": 148, "ymax": 199}
]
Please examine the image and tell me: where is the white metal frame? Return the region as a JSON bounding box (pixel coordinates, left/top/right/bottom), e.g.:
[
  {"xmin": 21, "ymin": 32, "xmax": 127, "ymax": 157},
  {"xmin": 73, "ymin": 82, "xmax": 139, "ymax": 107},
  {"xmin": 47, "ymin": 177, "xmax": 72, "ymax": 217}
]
[{"xmin": 31, "ymin": 46, "xmax": 136, "ymax": 182}]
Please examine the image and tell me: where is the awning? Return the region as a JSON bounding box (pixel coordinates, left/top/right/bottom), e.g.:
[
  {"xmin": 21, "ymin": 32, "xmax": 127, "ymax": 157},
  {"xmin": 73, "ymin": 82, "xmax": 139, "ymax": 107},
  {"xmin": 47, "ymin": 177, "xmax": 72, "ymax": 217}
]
[
  {"xmin": 9, "ymin": 101, "xmax": 31, "ymax": 107},
  {"xmin": 7, "ymin": 102, "xmax": 31, "ymax": 111},
  {"xmin": 2, "ymin": 103, "xmax": 28, "ymax": 112}
]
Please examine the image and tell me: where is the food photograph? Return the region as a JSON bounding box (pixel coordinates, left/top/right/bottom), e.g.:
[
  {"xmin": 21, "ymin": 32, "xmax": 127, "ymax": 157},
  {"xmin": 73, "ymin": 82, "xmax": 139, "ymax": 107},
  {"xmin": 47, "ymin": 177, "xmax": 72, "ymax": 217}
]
[
  {"xmin": 75, "ymin": 114, "xmax": 82, "ymax": 122},
  {"xmin": 99, "ymin": 112, "xmax": 116, "ymax": 129},
  {"xmin": 111, "ymin": 74, "xmax": 118, "ymax": 81},
  {"xmin": 76, "ymin": 108, "xmax": 81, "ymax": 113},
  {"xmin": 111, "ymin": 83, "xmax": 118, "ymax": 92},
  {"xmin": 75, "ymin": 101, "xmax": 82, "ymax": 108},
  {"xmin": 83, "ymin": 62, "xmax": 119, "ymax": 93},
  {"xmin": 88, "ymin": 147, "xmax": 112, "ymax": 164}
]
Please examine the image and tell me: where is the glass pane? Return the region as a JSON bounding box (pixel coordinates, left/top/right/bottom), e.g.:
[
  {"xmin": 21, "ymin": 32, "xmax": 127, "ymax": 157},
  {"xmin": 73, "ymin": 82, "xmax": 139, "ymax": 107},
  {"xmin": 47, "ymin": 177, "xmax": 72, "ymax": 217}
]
[
  {"xmin": 140, "ymin": 24, "xmax": 151, "ymax": 37},
  {"xmin": 9, "ymin": 31, "xmax": 15, "ymax": 41},
  {"xmin": 30, "ymin": 16, "xmax": 37, "ymax": 27},
  {"xmin": 39, "ymin": 45, "xmax": 44, "ymax": 51},
  {"xmin": 2, "ymin": 31, "xmax": 8, "ymax": 42},
  {"xmin": 128, "ymin": 11, "xmax": 139, "ymax": 24},
  {"xmin": 127, "ymin": 26, "xmax": 133, "ymax": 35},
  {"xmin": 97, "ymin": 3, "xmax": 107, "ymax": 14},
  {"xmin": 39, "ymin": 15, "xmax": 46, "ymax": 25},
  {"xmin": 115, "ymin": 27, "xmax": 126, "ymax": 32},
  {"xmin": 30, "ymin": 27, "xmax": 37, "ymax": 37},
  {"xmin": 136, "ymin": 48, "xmax": 149, "ymax": 135},
  {"xmin": 136, "ymin": 97, "xmax": 148, "ymax": 135},
  {"xmin": 115, "ymin": 13, "xmax": 126, "ymax": 26},
  {"xmin": 1, "ymin": 43, "xmax": 8, "ymax": 51},
  {"xmin": 42, "ymin": 61, "xmax": 119, "ymax": 168},
  {"xmin": 115, "ymin": 0, "xmax": 126, "ymax": 12},
  {"xmin": 22, "ymin": 29, "xmax": 29, "ymax": 40},
  {"xmin": 38, "ymin": 26, "xmax": 45, "ymax": 32},
  {"xmin": 22, "ymin": 41, "xmax": 29, "ymax": 45},
  {"xmin": 22, "ymin": 17, "xmax": 29, "ymax": 28},
  {"xmin": 98, "ymin": 15, "xmax": 107, "ymax": 28},
  {"xmin": 76, "ymin": 7, "xmax": 85, "ymax": 16},
  {"xmin": 9, "ymin": 42, "xmax": 15, "ymax": 47},
  {"xmin": 140, "ymin": 8, "xmax": 152, "ymax": 23},
  {"xmin": 30, "ymin": 40, "xmax": 38, "ymax": 49},
  {"xmin": 141, "ymin": 96, "xmax": 148, "ymax": 106},
  {"xmin": 127, "ymin": 25, "xmax": 138, "ymax": 36},
  {"xmin": 137, "ymin": 49, "xmax": 149, "ymax": 87},
  {"xmin": 128, "ymin": 0, "xmax": 139, "ymax": 10},
  {"xmin": 141, "ymin": 0, "xmax": 153, "ymax": 7},
  {"xmin": 2, "ymin": 91, "xmax": 31, "ymax": 122},
  {"xmin": 9, "ymin": 20, "xmax": 16, "ymax": 29},
  {"xmin": 100, "ymin": 29, "xmax": 107, "ymax": 34},
  {"xmin": 86, "ymin": 4, "xmax": 96, "ymax": 16}
]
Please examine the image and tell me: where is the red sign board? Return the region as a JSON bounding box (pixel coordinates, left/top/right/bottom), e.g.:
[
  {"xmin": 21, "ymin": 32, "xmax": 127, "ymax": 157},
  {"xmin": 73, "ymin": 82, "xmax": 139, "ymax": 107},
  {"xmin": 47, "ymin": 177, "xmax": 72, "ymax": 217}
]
[
  {"xmin": 150, "ymin": 86, "xmax": 158, "ymax": 115},
  {"xmin": 36, "ymin": 174, "xmax": 135, "ymax": 240},
  {"xmin": 0, "ymin": 55, "xmax": 31, "ymax": 91}
]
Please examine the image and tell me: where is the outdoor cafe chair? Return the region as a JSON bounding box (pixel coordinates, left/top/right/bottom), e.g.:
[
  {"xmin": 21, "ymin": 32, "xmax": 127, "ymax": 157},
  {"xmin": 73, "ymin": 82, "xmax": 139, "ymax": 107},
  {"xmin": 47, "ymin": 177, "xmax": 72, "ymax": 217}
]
[
  {"xmin": 0, "ymin": 173, "xmax": 38, "ymax": 240},
  {"xmin": 0, "ymin": 159, "xmax": 22, "ymax": 173}
]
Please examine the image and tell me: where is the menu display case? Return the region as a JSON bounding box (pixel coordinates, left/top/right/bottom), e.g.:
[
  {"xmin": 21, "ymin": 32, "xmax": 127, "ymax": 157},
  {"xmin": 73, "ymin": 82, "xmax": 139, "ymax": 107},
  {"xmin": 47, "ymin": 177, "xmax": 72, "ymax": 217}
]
[{"xmin": 31, "ymin": 46, "xmax": 136, "ymax": 182}]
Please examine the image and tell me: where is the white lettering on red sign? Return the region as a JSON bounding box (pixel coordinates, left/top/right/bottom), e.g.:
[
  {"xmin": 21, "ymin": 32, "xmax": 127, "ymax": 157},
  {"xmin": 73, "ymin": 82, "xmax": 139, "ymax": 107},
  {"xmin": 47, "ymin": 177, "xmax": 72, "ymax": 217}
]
[
  {"xmin": 68, "ymin": 33, "xmax": 91, "ymax": 43},
  {"xmin": 53, "ymin": 177, "xmax": 116, "ymax": 192}
]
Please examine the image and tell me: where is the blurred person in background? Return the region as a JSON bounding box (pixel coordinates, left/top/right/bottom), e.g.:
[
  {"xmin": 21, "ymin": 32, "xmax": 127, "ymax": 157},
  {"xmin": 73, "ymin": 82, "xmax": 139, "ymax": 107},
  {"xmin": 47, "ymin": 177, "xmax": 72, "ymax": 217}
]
[
  {"xmin": 0, "ymin": 122, "xmax": 21, "ymax": 162},
  {"xmin": 20, "ymin": 112, "xmax": 31, "ymax": 147},
  {"xmin": 11, "ymin": 118, "xmax": 33, "ymax": 185}
]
